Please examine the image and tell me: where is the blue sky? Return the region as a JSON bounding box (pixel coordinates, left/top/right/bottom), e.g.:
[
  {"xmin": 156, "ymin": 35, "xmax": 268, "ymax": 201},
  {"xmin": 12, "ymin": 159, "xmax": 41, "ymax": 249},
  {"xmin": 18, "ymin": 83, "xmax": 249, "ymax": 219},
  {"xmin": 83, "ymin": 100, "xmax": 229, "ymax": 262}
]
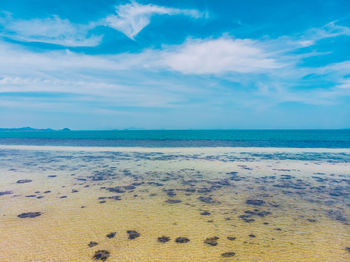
[{"xmin": 1, "ymin": 0, "xmax": 350, "ymax": 129}]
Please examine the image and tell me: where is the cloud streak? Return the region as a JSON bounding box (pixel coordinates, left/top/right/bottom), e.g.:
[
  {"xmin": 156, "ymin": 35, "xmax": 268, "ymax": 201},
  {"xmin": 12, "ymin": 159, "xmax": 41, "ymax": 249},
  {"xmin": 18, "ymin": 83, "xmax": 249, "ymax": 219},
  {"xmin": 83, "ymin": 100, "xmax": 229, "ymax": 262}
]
[
  {"xmin": 104, "ymin": 1, "xmax": 205, "ymax": 39},
  {"xmin": 0, "ymin": 15, "xmax": 102, "ymax": 47}
]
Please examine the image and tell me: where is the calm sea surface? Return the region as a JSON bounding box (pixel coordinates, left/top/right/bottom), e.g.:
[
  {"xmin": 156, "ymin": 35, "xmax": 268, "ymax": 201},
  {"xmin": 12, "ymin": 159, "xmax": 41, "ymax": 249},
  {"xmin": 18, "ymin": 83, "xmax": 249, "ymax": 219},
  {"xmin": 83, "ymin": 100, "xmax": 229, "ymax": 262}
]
[{"xmin": 0, "ymin": 129, "xmax": 349, "ymax": 147}]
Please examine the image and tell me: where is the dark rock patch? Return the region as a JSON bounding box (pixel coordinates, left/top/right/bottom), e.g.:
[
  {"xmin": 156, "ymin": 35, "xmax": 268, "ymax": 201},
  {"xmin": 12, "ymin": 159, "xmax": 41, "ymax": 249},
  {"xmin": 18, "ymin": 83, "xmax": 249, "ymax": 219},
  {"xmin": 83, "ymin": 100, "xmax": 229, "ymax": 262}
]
[
  {"xmin": 227, "ymin": 236, "xmax": 236, "ymax": 241},
  {"xmin": 108, "ymin": 196, "xmax": 121, "ymax": 201},
  {"xmin": 124, "ymin": 185, "xmax": 136, "ymax": 190},
  {"xmin": 88, "ymin": 241, "xmax": 98, "ymax": 247},
  {"xmin": 328, "ymin": 210, "xmax": 348, "ymax": 224},
  {"xmin": 200, "ymin": 211, "xmax": 211, "ymax": 216},
  {"xmin": 158, "ymin": 236, "xmax": 170, "ymax": 243},
  {"xmin": 106, "ymin": 232, "xmax": 116, "ymax": 239},
  {"xmin": 246, "ymin": 199, "xmax": 265, "ymax": 206},
  {"xmin": 16, "ymin": 179, "xmax": 32, "ymax": 184},
  {"xmin": 127, "ymin": 230, "xmax": 140, "ymax": 240},
  {"xmin": 198, "ymin": 196, "xmax": 217, "ymax": 204},
  {"xmin": 17, "ymin": 212, "xmax": 41, "ymax": 218},
  {"xmin": 165, "ymin": 199, "xmax": 182, "ymax": 204},
  {"xmin": 105, "ymin": 187, "xmax": 125, "ymax": 194},
  {"xmin": 239, "ymin": 215, "xmax": 255, "ymax": 223},
  {"xmin": 175, "ymin": 237, "xmax": 190, "ymax": 243},
  {"xmin": 204, "ymin": 236, "xmax": 219, "ymax": 246},
  {"xmin": 221, "ymin": 252, "xmax": 235, "ymax": 257},
  {"xmin": 167, "ymin": 191, "xmax": 176, "ymax": 197},
  {"xmin": 93, "ymin": 250, "xmax": 110, "ymax": 261},
  {"xmin": 0, "ymin": 191, "xmax": 13, "ymax": 196}
]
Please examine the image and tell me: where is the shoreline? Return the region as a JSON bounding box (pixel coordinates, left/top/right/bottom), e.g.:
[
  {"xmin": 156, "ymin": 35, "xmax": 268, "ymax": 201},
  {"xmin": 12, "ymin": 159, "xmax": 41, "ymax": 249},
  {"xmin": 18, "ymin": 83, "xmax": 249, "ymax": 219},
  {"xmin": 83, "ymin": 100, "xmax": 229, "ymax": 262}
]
[{"xmin": 1, "ymin": 144, "xmax": 350, "ymax": 153}]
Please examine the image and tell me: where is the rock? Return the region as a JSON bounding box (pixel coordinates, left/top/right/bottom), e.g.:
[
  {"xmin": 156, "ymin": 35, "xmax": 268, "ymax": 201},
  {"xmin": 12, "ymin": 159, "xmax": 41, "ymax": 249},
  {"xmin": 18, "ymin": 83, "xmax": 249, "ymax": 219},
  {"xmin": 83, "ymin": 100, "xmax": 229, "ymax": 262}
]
[
  {"xmin": 246, "ymin": 199, "xmax": 265, "ymax": 206},
  {"xmin": 0, "ymin": 191, "xmax": 13, "ymax": 196},
  {"xmin": 106, "ymin": 232, "xmax": 116, "ymax": 239},
  {"xmin": 239, "ymin": 215, "xmax": 255, "ymax": 223},
  {"xmin": 127, "ymin": 230, "xmax": 140, "ymax": 240},
  {"xmin": 165, "ymin": 199, "xmax": 182, "ymax": 204},
  {"xmin": 204, "ymin": 236, "xmax": 219, "ymax": 246},
  {"xmin": 93, "ymin": 250, "xmax": 110, "ymax": 261},
  {"xmin": 88, "ymin": 241, "xmax": 98, "ymax": 247},
  {"xmin": 175, "ymin": 237, "xmax": 190, "ymax": 243},
  {"xmin": 221, "ymin": 252, "xmax": 235, "ymax": 257},
  {"xmin": 157, "ymin": 236, "xmax": 170, "ymax": 243},
  {"xmin": 124, "ymin": 185, "xmax": 136, "ymax": 190},
  {"xmin": 16, "ymin": 179, "xmax": 32, "ymax": 184},
  {"xmin": 227, "ymin": 236, "xmax": 236, "ymax": 241},
  {"xmin": 198, "ymin": 196, "xmax": 217, "ymax": 204},
  {"xmin": 17, "ymin": 212, "xmax": 41, "ymax": 218},
  {"xmin": 200, "ymin": 211, "xmax": 211, "ymax": 216},
  {"xmin": 307, "ymin": 218, "xmax": 317, "ymax": 222},
  {"xmin": 328, "ymin": 210, "xmax": 348, "ymax": 224},
  {"xmin": 106, "ymin": 187, "xmax": 125, "ymax": 193},
  {"xmin": 108, "ymin": 196, "xmax": 121, "ymax": 201},
  {"xmin": 167, "ymin": 191, "xmax": 176, "ymax": 197},
  {"xmin": 249, "ymin": 234, "xmax": 256, "ymax": 238}
]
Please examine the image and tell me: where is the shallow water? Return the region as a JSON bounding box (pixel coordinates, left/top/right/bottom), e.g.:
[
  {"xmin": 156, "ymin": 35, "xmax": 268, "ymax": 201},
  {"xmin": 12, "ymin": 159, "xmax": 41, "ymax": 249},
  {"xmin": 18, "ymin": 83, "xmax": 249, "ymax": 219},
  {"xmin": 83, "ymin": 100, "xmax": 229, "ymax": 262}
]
[{"xmin": 0, "ymin": 146, "xmax": 349, "ymax": 261}]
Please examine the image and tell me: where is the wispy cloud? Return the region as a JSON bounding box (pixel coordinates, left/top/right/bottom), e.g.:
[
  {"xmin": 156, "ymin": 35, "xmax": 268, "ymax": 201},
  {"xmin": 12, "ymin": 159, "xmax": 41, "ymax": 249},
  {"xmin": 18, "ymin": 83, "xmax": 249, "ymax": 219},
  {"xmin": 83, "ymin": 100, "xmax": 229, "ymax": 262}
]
[
  {"xmin": 303, "ymin": 21, "xmax": 350, "ymax": 46},
  {"xmin": 104, "ymin": 1, "xmax": 205, "ymax": 39},
  {"xmin": 0, "ymin": 15, "xmax": 102, "ymax": 47}
]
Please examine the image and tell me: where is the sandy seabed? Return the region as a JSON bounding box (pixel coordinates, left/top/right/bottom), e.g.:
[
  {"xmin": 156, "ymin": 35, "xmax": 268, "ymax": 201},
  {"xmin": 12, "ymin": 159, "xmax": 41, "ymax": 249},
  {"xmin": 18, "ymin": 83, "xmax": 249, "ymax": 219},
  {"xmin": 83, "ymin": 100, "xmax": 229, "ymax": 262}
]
[{"xmin": 0, "ymin": 145, "xmax": 349, "ymax": 261}]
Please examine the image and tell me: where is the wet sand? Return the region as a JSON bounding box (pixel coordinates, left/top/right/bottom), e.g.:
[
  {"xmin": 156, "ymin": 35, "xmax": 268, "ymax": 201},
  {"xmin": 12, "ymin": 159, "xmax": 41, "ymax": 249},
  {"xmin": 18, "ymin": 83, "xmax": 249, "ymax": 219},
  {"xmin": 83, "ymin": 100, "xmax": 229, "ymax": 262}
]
[{"xmin": 0, "ymin": 146, "xmax": 349, "ymax": 261}]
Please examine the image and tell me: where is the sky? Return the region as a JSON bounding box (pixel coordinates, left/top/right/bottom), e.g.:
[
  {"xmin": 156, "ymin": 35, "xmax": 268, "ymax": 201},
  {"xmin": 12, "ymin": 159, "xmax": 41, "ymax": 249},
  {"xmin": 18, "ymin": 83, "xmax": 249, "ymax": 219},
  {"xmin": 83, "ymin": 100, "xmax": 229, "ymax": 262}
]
[{"xmin": 1, "ymin": 0, "xmax": 350, "ymax": 129}]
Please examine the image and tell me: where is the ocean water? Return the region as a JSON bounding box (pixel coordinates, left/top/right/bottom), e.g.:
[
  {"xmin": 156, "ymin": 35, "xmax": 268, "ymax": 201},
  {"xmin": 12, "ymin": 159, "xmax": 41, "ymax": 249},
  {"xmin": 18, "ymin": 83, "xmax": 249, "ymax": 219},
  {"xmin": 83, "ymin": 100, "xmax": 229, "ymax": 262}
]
[{"xmin": 0, "ymin": 129, "xmax": 350, "ymax": 148}]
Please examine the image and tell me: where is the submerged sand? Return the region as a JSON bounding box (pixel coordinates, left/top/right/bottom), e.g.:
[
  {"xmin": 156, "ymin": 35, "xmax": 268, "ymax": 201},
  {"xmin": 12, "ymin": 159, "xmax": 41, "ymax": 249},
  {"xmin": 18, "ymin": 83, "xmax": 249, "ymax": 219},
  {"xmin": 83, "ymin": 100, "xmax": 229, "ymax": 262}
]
[{"xmin": 0, "ymin": 146, "xmax": 349, "ymax": 261}]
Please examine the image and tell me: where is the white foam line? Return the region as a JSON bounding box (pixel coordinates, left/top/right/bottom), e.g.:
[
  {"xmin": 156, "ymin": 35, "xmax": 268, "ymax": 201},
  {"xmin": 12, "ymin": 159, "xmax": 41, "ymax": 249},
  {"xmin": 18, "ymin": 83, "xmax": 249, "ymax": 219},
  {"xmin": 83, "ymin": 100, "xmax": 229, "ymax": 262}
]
[{"xmin": 0, "ymin": 144, "xmax": 350, "ymax": 153}]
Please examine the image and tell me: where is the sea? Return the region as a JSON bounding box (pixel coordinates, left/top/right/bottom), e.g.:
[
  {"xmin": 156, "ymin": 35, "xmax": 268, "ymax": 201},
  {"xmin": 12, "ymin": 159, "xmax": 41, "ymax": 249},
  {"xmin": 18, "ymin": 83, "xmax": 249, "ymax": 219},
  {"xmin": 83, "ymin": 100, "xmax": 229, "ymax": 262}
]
[{"xmin": 0, "ymin": 129, "xmax": 349, "ymax": 147}]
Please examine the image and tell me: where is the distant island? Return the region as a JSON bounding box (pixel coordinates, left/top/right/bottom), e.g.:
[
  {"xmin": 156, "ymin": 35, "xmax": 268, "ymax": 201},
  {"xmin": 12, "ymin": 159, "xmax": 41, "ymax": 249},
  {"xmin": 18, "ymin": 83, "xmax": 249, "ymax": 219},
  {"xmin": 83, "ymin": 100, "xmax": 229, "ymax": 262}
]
[{"xmin": 0, "ymin": 127, "xmax": 71, "ymax": 131}]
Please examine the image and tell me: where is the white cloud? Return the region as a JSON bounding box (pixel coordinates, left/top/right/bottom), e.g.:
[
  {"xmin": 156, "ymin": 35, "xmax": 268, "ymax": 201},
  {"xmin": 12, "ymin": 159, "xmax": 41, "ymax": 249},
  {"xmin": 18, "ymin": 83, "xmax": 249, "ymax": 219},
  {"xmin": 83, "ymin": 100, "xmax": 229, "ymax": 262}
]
[
  {"xmin": 104, "ymin": 1, "xmax": 205, "ymax": 39},
  {"xmin": 0, "ymin": 15, "xmax": 102, "ymax": 47},
  {"xmin": 162, "ymin": 37, "xmax": 282, "ymax": 74}
]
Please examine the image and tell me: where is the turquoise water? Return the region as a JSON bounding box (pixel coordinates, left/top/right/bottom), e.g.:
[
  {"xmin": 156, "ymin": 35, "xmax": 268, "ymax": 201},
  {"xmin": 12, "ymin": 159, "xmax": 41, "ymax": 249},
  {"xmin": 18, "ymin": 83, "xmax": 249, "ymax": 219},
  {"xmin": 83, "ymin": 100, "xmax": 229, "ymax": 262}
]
[{"xmin": 0, "ymin": 129, "xmax": 349, "ymax": 147}]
